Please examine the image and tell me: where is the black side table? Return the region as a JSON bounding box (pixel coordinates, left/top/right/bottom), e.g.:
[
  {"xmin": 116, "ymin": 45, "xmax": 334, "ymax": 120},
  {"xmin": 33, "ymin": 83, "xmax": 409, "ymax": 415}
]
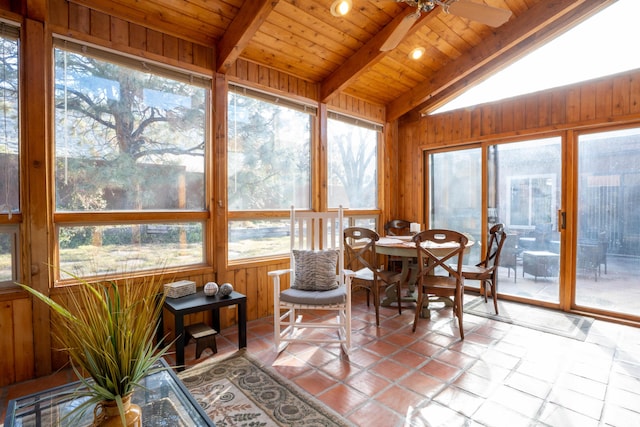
[{"xmin": 161, "ymin": 290, "xmax": 247, "ymax": 370}]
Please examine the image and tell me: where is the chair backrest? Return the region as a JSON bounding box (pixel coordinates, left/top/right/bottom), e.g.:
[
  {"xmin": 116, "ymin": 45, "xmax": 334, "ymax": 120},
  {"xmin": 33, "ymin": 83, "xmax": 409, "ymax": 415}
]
[
  {"xmin": 384, "ymin": 219, "xmax": 411, "ymax": 236},
  {"xmin": 289, "ymin": 206, "xmax": 344, "ymax": 287},
  {"xmin": 479, "ymin": 223, "xmax": 507, "ymax": 270},
  {"xmin": 344, "ymin": 227, "xmax": 379, "ymax": 273},
  {"xmin": 413, "ymin": 229, "xmax": 468, "ymax": 281}
]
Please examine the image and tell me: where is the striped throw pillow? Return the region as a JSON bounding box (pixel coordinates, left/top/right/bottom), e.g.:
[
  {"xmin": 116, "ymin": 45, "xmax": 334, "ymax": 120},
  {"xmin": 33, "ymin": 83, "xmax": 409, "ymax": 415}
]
[{"xmin": 292, "ymin": 250, "xmax": 339, "ymax": 291}]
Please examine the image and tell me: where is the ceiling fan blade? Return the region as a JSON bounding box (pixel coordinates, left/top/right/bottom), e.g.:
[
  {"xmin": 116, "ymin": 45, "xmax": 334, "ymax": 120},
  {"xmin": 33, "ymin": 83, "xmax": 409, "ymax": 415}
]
[
  {"xmin": 380, "ymin": 12, "xmax": 420, "ymax": 52},
  {"xmin": 447, "ymin": 0, "xmax": 513, "ymax": 27}
]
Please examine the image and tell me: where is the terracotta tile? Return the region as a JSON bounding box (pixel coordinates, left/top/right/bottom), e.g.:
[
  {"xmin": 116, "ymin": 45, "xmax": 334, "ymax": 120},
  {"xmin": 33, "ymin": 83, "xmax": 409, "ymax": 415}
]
[
  {"xmin": 433, "ymin": 385, "xmax": 484, "ymax": 417},
  {"xmin": 2, "ymin": 296, "xmax": 637, "ymax": 427},
  {"xmin": 399, "ymin": 371, "xmax": 445, "ymax": 398},
  {"xmin": 293, "ymin": 370, "xmax": 338, "ymax": 395},
  {"xmin": 434, "ymin": 348, "xmax": 476, "ymax": 370},
  {"xmin": 452, "ymin": 371, "xmax": 499, "ymax": 399},
  {"xmin": 317, "ymin": 383, "xmax": 368, "ymax": 415},
  {"xmin": 538, "ymin": 402, "xmax": 600, "ymax": 427},
  {"xmin": 409, "ymin": 400, "xmax": 469, "ymax": 426},
  {"xmin": 319, "ymin": 357, "xmax": 362, "ymax": 380},
  {"xmin": 602, "ymin": 402, "xmax": 640, "ymax": 426},
  {"xmin": 363, "ymin": 339, "xmax": 400, "ymax": 357},
  {"xmin": 548, "ymin": 386, "xmax": 604, "ymax": 420},
  {"xmin": 376, "ymin": 384, "xmax": 426, "ymax": 415},
  {"xmin": 390, "ymin": 348, "xmax": 427, "ymax": 368},
  {"xmin": 472, "ymin": 400, "xmax": 534, "ymax": 427},
  {"xmin": 347, "ymin": 400, "xmax": 403, "ymax": 427},
  {"xmin": 347, "ymin": 348, "xmax": 383, "ymax": 369},
  {"xmin": 344, "ymin": 370, "xmax": 391, "ymax": 397},
  {"xmin": 504, "ymin": 371, "xmax": 551, "ymax": 400},
  {"xmin": 487, "ymin": 384, "xmax": 544, "ymax": 418},
  {"xmin": 371, "ymin": 359, "xmax": 413, "ymax": 382},
  {"xmin": 419, "ymin": 359, "xmax": 462, "ymax": 382},
  {"xmin": 407, "ymin": 340, "xmax": 444, "ymax": 358}
]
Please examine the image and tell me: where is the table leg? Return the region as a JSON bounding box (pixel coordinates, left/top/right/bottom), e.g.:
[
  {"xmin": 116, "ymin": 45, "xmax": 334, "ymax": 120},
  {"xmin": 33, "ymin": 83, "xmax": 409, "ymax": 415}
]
[
  {"xmin": 381, "ymin": 258, "xmax": 415, "ymax": 307},
  {"xmin": 174, "ymin": 314, "xmax": 185, "ymax": 371},
  {"xmin": 211, "ymin": 308, "xmax": 221, "ymax": 332},
  {"xmin": 238, "ymin": 300, "xmax": 247, "ymax": 348}
]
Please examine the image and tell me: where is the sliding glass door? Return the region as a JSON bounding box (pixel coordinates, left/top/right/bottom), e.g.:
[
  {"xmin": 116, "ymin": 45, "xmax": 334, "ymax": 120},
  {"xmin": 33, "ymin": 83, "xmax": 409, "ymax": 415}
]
[
  {"xmin": 489, "ymin": 137, "xmax": 562, "ymax": 304},
  {"xmin": 427, "ymin": 140, "xmax": 562, "ymax": 303},
  {"xmin": 575, "ymin": 127, "xmax": 640, "ymax": 316},
  {"xmin": 428, "ymin": 148, "xmax": 482, "ymax": 265}
]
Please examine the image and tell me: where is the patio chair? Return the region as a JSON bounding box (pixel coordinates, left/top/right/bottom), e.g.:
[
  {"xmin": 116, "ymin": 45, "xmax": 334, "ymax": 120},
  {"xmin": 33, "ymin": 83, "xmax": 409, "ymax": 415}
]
[{"xmin": 268, "ymin": 206, "xmax": 352, "ymax": 354}]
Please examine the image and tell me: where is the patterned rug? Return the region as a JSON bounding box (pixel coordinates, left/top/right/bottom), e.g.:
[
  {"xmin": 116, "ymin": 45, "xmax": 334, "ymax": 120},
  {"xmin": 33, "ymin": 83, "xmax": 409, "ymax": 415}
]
[
  {"xmin": 464, "ymin": 295, "xmax": 594, "ymax": 341},
  {"xmin": 178, "ymin": 350, "xmax": 353, "ymax": 427}
]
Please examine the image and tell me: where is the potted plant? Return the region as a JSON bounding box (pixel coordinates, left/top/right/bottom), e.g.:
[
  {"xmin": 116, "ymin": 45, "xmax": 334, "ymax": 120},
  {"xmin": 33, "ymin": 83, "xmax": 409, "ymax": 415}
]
[{"xmin": 19, "ymin": 273, "xmax": 172, "ymax": 426}]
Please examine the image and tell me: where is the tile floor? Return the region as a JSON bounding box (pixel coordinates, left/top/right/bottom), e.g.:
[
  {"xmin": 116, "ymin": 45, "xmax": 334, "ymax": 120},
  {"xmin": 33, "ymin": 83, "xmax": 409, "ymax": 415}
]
[{"xmin": 2, "ymin": 291, "xmax": 640, "ymax": 427}]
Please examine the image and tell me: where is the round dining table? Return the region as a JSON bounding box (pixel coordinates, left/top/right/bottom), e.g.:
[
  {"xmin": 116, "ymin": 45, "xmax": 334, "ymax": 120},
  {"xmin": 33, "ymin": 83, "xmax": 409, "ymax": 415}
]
[{"xmin": 375, "ymin": 235, "xmax": 475, "ymax": 318}]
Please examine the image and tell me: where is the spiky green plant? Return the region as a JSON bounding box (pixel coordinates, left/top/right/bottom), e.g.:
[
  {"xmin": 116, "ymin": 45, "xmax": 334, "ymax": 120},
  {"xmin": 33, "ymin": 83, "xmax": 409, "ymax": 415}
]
[{"xmin": 19, "ymin": 273, "xmax": 172, "ymax": 424}]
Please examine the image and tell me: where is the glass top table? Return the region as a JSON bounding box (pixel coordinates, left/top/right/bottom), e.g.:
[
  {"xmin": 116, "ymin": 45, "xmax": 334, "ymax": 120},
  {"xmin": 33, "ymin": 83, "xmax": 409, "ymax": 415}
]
[{"xmin": 4, "ymin": 358, "xmax": 214, "ymax": 427}]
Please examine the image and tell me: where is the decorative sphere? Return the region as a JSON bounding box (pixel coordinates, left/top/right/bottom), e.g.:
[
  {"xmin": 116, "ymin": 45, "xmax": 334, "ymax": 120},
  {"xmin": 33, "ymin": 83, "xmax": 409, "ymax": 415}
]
[
  {"xmin": 204, "ymin": 282, "xmax": 219, "ymax": 296},
  {"xmin": 219, "ymin": 282, "xmax": 233, "ymax": 297}
]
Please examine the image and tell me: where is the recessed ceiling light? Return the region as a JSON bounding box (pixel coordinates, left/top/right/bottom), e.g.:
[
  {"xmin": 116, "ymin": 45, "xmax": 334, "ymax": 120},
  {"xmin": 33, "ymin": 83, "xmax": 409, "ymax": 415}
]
[
  {"xmin": 409, "ymin": 47, "xmax": 425, "ymax": 60},
  {"xmin": 330, "ymin": 0, "xmax": 352, "ymax": 17}
]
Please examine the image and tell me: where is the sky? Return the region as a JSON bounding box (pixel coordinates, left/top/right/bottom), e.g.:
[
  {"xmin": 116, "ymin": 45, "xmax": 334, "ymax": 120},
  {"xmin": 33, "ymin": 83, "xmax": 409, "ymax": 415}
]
[{"xmin": 433, "ymin": 0, "xmax": 639, "ymax": 114}]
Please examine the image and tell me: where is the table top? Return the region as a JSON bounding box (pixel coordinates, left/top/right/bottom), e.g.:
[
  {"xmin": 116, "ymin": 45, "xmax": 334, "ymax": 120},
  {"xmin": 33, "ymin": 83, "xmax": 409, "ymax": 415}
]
[
  {"xmin": 376, "ymin": 236, "xmax": 474, "ymax": 256},
  {"xmin": 164, "ymin": 290, "xmax": 246, "ymax": 313},
  {"xmin": 4, "ymin": 358, "xmax": 214, "ymax": 427}
]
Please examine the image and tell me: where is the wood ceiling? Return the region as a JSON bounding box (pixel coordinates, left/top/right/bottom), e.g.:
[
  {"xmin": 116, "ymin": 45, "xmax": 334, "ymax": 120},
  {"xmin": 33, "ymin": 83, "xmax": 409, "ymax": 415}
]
[{"xmin": 72, "ymin": 0, "xmax": 614, "ymax": 121}]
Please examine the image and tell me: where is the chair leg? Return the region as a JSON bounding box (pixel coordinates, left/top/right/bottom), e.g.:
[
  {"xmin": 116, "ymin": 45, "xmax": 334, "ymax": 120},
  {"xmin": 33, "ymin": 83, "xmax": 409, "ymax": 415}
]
[
  {"xmin": 395, "ymin": 283, "xmax": 402, "ymax": 315},
  {"xmin": 481, "ymin": 281, "xmax": 488, "ymax": 303},
  {"xmin": 412, "ymin": 289, "xmax": 423, "ymax": 332},
  {"xmin": 488, "ymin": 279, "xmax": 499, "ymax": 315},
  {"xmin": 455, "ymin": 289, "xmax": 464, "ymax": 340},
  {"xmin": 373, "ymin": 285, "xmax": 380, "ymax": 327}
]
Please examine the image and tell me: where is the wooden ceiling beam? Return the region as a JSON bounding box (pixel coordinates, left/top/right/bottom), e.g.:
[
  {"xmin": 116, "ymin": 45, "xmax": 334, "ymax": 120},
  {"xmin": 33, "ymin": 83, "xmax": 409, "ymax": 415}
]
[
  {"xmin": 319, "ymin": 7, "xmax": 438, "ymax": 103},
  {"xmin": 216, "ymin": 0, "xmax": 279, "ymax": 74},
  {"xmin": 418, "ymin": 0, "xmax": 614, "ymax": 115},
  {"xmin": 385, "ymin": 0, "xmax": 611, "ymax": 121}
]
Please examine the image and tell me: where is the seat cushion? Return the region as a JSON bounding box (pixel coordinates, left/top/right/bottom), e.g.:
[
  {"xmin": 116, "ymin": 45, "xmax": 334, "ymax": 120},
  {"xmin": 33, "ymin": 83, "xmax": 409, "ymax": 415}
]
[
  {"xmin": 292, "ymin": 249, "xmax": 339, "ymax": 291},
  {"xmin": 280, "ymin": 286, "xmax": 347, "ymax": 305}
]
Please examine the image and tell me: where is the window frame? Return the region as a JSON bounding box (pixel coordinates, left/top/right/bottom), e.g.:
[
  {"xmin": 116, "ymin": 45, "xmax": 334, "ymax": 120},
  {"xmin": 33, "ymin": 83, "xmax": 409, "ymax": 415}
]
[
  {"xmin": 0, "ymin": 23, "xmax": 21, "ymax": 289},
  {"xmin": 51, "ymin": 38, "xmax": 212, "ymax": 283},
  {"xmin": 226, "ymin": 83, "xmax": 317, "ymax": 263},
  {"xmin": 225, "ymin": 84, "xmax": 385, "ymax": 263}
]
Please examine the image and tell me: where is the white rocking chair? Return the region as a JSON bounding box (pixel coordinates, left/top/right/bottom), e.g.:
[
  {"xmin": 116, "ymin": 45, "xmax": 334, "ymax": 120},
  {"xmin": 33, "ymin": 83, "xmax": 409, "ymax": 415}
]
[{"xmin": 269, "ymin": 206, "xmax": 352, "ymax": 354}]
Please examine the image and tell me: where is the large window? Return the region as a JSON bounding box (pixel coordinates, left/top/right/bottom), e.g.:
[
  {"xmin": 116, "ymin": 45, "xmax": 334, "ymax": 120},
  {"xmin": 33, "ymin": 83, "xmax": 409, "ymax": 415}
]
[
  {"xmin": 54, "ymin": 40, "xmax": 209, "ymax": 279},
  {"xmin": 0, "ymin": 25, "xmax": 20, "ymax": 288},
  {"xmin": 327, "ymin": 115, "xmax": 379, "ymax": 209},
  {"xmin": 227, "ymin": 85, "xmax": 313, "ymax": 260}
]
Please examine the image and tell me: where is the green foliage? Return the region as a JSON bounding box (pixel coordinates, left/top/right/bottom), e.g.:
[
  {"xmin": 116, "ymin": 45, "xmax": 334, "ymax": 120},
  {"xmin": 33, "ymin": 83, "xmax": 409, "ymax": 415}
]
[{"xmin": 19, "ymin": 272, "xmax": 172, "ymax": 424}]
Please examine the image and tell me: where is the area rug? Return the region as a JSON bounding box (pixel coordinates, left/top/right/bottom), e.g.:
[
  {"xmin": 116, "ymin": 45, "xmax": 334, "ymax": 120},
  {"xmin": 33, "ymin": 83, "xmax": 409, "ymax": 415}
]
[
  {"xmin": 464, "ymin": 295, "xmax": 594, "ymax": 341},
  {"xmin": 178, "ymin": 350, "xmax": 353, "ymax": 427}
]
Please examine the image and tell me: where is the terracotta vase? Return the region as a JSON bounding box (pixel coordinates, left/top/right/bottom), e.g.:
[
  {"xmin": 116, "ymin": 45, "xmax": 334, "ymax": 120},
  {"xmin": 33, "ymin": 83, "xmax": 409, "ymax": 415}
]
[{"xmin": 93, "ymin": 394, "xmax": 142, "ymax": 427}]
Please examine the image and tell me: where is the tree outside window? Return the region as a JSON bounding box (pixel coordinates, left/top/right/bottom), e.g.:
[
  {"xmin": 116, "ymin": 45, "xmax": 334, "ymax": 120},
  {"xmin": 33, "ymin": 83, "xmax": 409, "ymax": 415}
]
[
  {"xmin": 53, "ymin": 45, "xmax": 208, "ymax": 278},
  {"xmin": 327, "ymin": 117, "xmax": 378, "ymax": 209}
]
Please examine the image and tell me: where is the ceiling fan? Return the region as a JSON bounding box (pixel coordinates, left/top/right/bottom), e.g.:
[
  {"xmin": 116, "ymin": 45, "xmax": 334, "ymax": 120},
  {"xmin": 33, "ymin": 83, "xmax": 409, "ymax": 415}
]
[{"xmin": 380, "ymin": 0, "xmax": 513, "ymax": 51}]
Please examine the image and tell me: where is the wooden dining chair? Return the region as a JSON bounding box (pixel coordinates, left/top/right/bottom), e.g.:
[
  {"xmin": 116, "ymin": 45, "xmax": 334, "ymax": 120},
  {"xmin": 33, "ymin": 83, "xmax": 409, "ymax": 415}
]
[
  {"xmin": 344, "ymin": 227, "xmax": 402, "ymax": 326},
  {"xmin": 460, "ymin": 223, "xmax": 507, "ymax": 314},
  {"xmin": 384, "ymin": 219, "xmax": 411, "ymax": 236},
  {"xmin": 412, "ymin": 229, "xmax": 468, "ymax": 339},
  {"xmin": 384, "ymin": 219, "xmax": 413, "ymax": 272}
]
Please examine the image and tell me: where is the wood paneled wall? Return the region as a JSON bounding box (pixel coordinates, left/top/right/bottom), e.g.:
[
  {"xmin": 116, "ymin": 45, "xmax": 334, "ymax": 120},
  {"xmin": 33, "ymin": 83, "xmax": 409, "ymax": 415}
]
[
  {"xmin": 0, "ymin": 1, "xmax": 386, "ymax": 387},
  {"xmin": 396, "ymin": 69, "xmax": 640, "ymax": 223}
]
